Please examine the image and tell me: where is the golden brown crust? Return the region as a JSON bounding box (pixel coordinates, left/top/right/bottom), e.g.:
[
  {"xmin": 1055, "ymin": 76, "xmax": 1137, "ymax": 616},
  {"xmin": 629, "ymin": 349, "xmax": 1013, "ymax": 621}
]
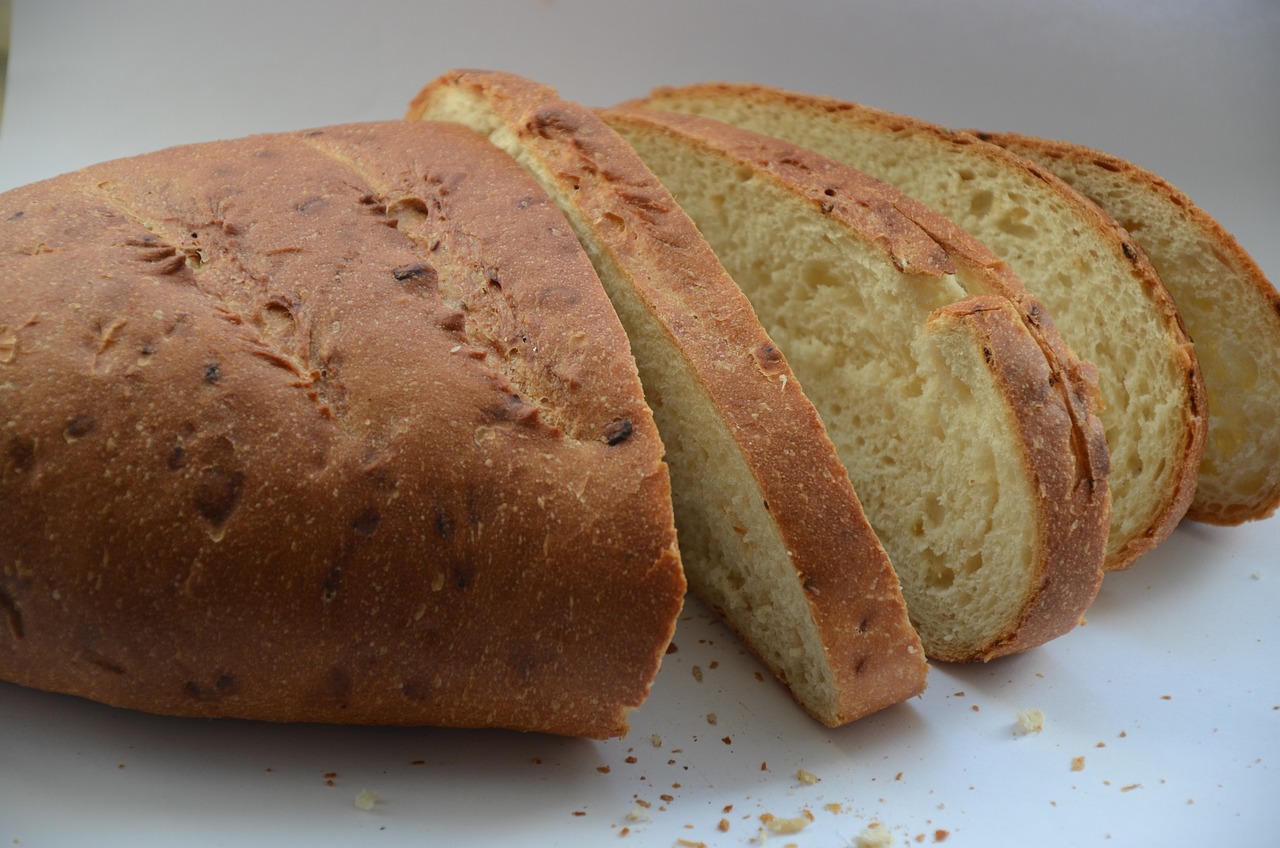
[
  {"xmin": 974, "ymin": 130, "xmax": 1280, "ymax": 525},
  {"xmin": 409, "ymin": 70, "xmax": 927, "ymax": 725},
  {"xmin": 599, "ymin": 107, "xmax": 1106, "ymax": 661},
  {"xmin": 632, "ymin": 82, "xmax": 1205, "ymax": 571},
  {"xmin": 0, "ymin": 120, "xmax": 684, "ymax": 738}
]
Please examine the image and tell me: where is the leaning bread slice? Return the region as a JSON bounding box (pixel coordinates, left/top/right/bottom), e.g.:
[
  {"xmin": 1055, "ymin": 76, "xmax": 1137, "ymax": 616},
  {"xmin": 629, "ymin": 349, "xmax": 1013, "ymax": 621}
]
[
  {"xmin": 0, "ymin": 120, "xmax": 685, "ymax": 738},
  {"xmin": 634, "ymin": 83, "xmax": 1205, "ymax": 571},
  {"xmin": 971, "ymin": 131, "xmax": 1280, "ymax": 525},
  {"xmin": 408, "ymin": 69, "xmax": 927, "ymax": 723},
  {"xmin": 601, "ymin": 107, "xmax": 1109, "ymax": 662}
]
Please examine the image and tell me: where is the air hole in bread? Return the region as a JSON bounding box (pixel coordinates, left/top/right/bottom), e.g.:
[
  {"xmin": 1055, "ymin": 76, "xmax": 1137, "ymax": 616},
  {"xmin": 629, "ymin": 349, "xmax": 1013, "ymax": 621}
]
[
  {"xmin": 996, "ymin": 206, "xmax": 1037, "ymax": 240},
  {"xmin": 969, "ymin": 190, "xmax": 994, "ymax": 218}
]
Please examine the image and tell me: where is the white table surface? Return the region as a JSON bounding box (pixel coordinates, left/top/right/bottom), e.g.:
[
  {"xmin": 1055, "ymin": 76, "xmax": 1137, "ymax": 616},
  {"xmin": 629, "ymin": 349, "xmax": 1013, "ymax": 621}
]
[{"xmin": 1, "ymin": 2, "xmax": 1277, "ymax": 846}]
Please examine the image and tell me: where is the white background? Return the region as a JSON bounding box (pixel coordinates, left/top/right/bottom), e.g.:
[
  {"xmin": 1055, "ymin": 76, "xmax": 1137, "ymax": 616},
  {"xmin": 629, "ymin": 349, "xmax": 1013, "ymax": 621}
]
[{"xmin": 1, "ymin": 1, "xmax": 1277, "ymax": 846}]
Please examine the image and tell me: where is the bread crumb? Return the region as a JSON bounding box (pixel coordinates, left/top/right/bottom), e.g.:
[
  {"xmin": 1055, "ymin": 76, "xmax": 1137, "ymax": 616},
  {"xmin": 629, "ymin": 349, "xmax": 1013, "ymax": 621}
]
[
  {"xmin": 762, "ymin": 813, "xmax": 810, "ymax": 835},
  {"xmin": 651, "ymin": 733, "xmax": 663, "ymax": 748},
  {"xmin": 1251, "ymin": 571, "xmax": 1262, "ymax": 580},
  {"xmin": 1016, "ymin": 708, "xmax": 1045, "ymax": 734},
  {"xmin": 855, "ymin": 822, "xmax": 894, "ymax": 848},
  {"xmin": 796, "ymin": 768, "xmax": 820, "ymax": 785},
  {"xmin": 707, "ymin": 713, "xmax": 718, "ymax": 725},
  {"xmin": 354, "ymin": 790, "xmax": 381, "ymax": 812},
  {"xmin": 1120, "ymin": 783, "xmax": 1142, "ymax": 792},
  {"xmin": 626, "ymin": 804, "xmax": 651, "ymax": 823},
  {"xmin": 1071, "ymin": 756, "xmax": 1086, "ymax": 772},
  {"xmin": 718, "ymin": 818, "xmax": 730, "ymax": 832}
]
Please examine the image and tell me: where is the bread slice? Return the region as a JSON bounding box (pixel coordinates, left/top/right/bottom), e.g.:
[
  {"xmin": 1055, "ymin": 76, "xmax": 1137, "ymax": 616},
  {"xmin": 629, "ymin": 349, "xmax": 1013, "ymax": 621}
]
[
  {"xmin": 600, "ymin": 107, "xmax": 1109, "ymax": 662},
  {"xmin": 0, "ymin": 120, "xmax": 686, "ymax": 738},
  {"xmin": 408, "ymin": 70, "xmax": 927, "ymax": 723},
  {"xmin": 633, "ymin": 83, "xmax": 1206, "ymax": 571},
  {"xmin": 971, "ymin": 131, "xmax": 1280, "ymax": 525}
]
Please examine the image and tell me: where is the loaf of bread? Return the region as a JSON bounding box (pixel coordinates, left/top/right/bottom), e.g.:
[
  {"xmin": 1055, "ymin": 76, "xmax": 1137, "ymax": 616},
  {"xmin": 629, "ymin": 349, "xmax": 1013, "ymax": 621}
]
[
  {"xmin": 971, "ymin": 131, "xmax": 1280, "ymax": 525},
  {"xmin": 601, "ymin": 107, "xmax": 1108, "ymax": 661},
  {"xmin": 633, "ymin": 84, "xmax": 1206, "ymax": 571},
  {"xmin": 0, "ymin": 120, "xmax": 686, "ymax": 738},
  {"xmin": 408, "ymin": 70, "xmax": 928, "ymax": 724}
]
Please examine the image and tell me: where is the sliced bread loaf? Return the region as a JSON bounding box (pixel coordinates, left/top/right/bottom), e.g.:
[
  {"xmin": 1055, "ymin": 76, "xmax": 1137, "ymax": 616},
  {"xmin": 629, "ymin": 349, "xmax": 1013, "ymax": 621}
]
[
  {"xmin": 0, "ymin": 120, "xmax": 685, "ymax": 738},
  {"xmin": 973, "ymin": 131, "xmax": 1280, "ymax": 525},
  {"xmin": 634, "ymin": 83, "xmax": 1206, "ymax": 571},
  {"xmin": 408, "ymin": 70, "xmax": 928, "ymax": 723},
  {"xmin": 601, "ymin": 107, "xmax": 1109, "ymax": 662}
]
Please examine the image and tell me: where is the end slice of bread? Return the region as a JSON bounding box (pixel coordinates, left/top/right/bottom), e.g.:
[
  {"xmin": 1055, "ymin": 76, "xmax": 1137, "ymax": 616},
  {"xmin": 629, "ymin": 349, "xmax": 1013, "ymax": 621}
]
[
  {"xmin": 973, "ymin": 131, "xmax": 1280, "ymax": 525},
  {"xmin": 602, "ymin": 107, "xmax": 1108, "ymax": 662},
  {"xmin": 408, "ymin": 70, "xmax": 927, "ymax": 723},
  {"xmin": 634, "ymin": 83, "xmax": 1205, "ymax": 571}
]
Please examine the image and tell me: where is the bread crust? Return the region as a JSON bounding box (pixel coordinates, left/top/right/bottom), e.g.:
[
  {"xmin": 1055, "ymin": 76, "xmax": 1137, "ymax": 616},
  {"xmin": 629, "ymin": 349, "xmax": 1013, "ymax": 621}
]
[
  {"xmin": 597, "ymin": 108, "xmax": 1107, "ymax": 661},
  {"xmin": 410, "ymin": 70, "xmax": 928, "ymax": 724},
  {"xmin": 633, "ymin": 83, "xmax": 1205, "ymax": 571},
  {"xmin": 0, "ymin": 121, "xmax": 684, "ymax": 738},
  {"xmin": 974, "ymin": 131, "xmax": 1280, "ymax": 525}
]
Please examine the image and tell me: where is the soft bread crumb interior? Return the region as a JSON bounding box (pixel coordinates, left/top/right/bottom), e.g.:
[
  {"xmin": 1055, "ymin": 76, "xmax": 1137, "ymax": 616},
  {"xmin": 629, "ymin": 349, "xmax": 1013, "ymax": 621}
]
[
  {"xmin": 616, "ymin": 127, "xmax": 1038, "ymax": 654},
  {"xmin": 419, "ymin": 89, "xmax": 847, "ymax": 717},
  {"xmin": 653, "ymin": 95, "xmax": 1190, "ymax": 565}
]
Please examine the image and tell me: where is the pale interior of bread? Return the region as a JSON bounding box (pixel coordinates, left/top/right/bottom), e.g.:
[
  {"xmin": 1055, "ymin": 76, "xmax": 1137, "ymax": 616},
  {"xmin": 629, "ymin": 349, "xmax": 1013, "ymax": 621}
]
[
  {"xmin": 417, "ymin": 88, "xmax": 851, "ymax": 719},
  {"xmin": 647, "ymin": 95, "xmax": 1191, "ymax": 566},
  {"xmin": 615, "ymin": 126, "xmax": 1039, "ymax": 656},
  {"xmin": 1010, "ymin": 147, "xmax": 1280, "ymax": 522}
]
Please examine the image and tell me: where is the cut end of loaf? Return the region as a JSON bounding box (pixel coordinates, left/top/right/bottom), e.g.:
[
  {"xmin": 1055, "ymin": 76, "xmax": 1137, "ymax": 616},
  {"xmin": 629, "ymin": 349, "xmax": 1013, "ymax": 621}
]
[
  {"xmin": 633, "ymin": 82, "xmax": 1201, "ymax": 576},
  {"xmin": 604, "ymin": 105, "xmax": 1105, "ymax": 662}
]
